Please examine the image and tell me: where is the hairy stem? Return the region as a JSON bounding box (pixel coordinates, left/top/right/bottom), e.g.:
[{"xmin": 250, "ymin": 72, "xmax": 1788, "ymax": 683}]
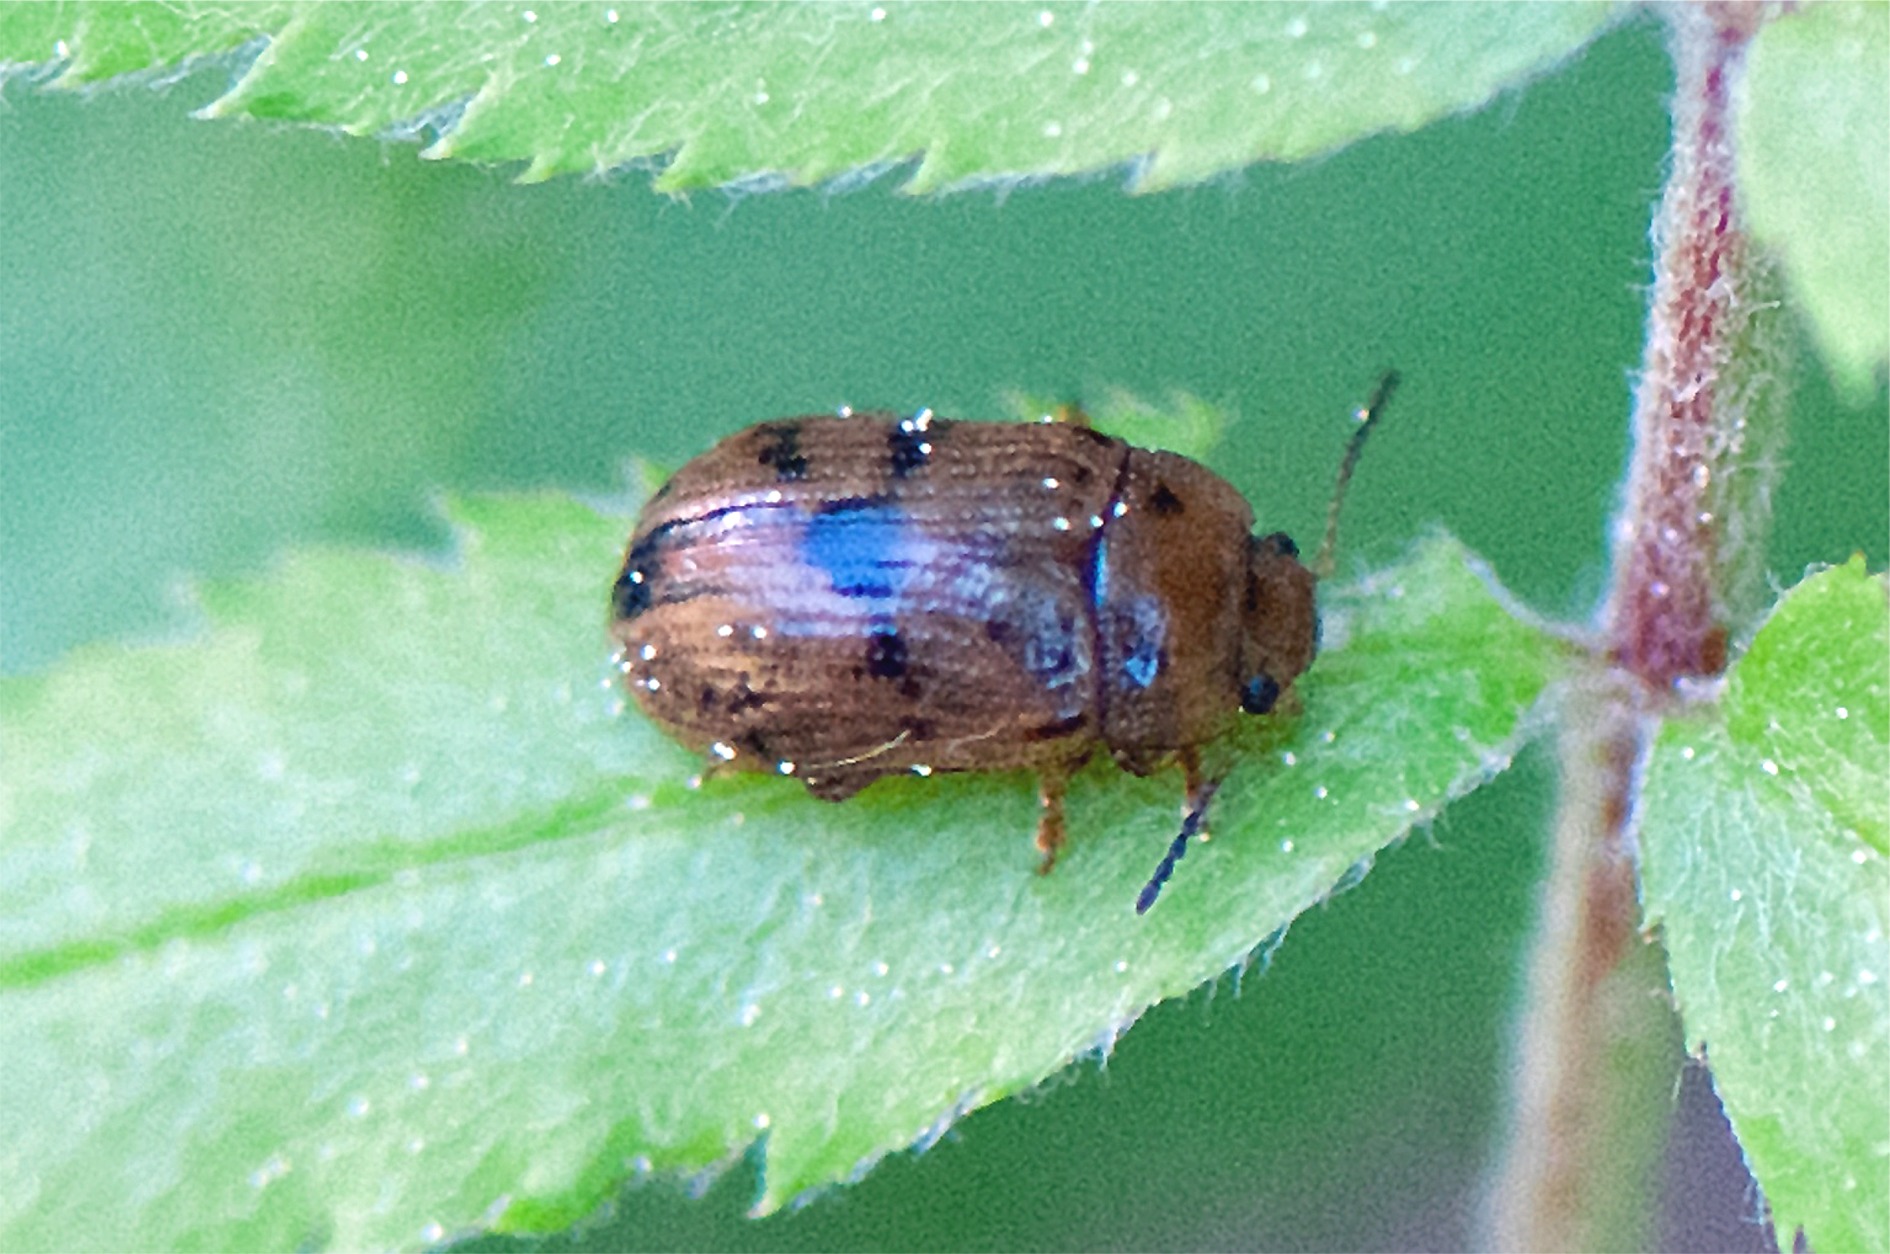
[
  {"xmin": 1482, "ymin": 674, "xmax": 1682, "ymax": 1252},
  {"xmin": 1606, "ymin": 2, "xmax": 1779, "ymax": 687},
  {"xmin": 1482, "ymin": 6, "xmax": 1787, "ymax": 1248}
]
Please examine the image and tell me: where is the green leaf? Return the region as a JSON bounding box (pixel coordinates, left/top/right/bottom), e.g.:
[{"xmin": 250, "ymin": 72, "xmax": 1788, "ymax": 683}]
[
  {"xmin": 1, "ymin": 2, "xmax": 1623, "ymax": 190},
  {"xmin": 1738, "ymin": 2, "xmax": 1890, "ymax": 398},
  {"xmin": 1001, "ymin": 388, "xmax": 1230, "ymax": 463},
  {"xmin": 0, "ymin": 489, "xmax": 1564, "ymax": 1249},
  {"xmin": 0, "ymin": 2, "xmax": 291, "ymax": 83},
  {"xmin": 1640, "ymin": 557, "xmax": 1890, "ymax": 1254}
]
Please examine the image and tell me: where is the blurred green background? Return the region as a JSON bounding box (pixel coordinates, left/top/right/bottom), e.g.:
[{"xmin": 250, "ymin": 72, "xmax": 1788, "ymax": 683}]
[{"xmin": 1, "ymin": 13, "xmax": 1882, "ymax": 1251}]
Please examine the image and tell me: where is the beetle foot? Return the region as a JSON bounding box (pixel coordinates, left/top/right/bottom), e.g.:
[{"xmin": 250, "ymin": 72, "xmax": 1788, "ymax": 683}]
[{"xmin": 1034, "ymin": 768, "xmax": 1069, "ymax": 874}]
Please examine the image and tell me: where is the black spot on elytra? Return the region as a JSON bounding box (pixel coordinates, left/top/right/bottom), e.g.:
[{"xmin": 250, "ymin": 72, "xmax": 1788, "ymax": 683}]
[
  {"xmin": 887, "ymin": 424, "xmax": 931, "ymax": 478},
  {"xmin": 611, "ymin": 569, "xmax": 652, "ymax": 620},
  {"xmin": 984, "ymin": 620, "xmax": 1013, "ymax": 644},
  {"xmin": 756, "ymin": 423, "xmax": 809, "ymax": 481},
  {"xmin": 817, "ymin": 493, "xmax": 892, "ymax": 516},
  {"xmin": 625, "ymin": 533, "xmax": 663, "ymax": 566},
  {"xmin": 1150, "ymin": 482, "xmax": 1184, "ymax": 515},
  {"xmin": 901, "ymin": 716, "xmax": 936, "ymax": 742},
  {"xmin": 1243, "ymin": 572, "xmax": 1260, "ymax": 615},
  {"xmin": 865, "ymin": 628, "xmax": 908, "ymax": 680},
  {"xmin": 702, "ymin": 679, "xmax": 768, "ymax": 716},
  {"xmin": 1025, "ymin": 714, "xmax": 1086, "ymax": 741}
]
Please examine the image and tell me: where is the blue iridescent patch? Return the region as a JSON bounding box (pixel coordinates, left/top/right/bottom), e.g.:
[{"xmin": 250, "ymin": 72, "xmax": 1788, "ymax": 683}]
[
  {"xmin": 1123, "ymin": 638, "xmax": 1160, "ymax": 688},
  {"xmin": 1117, "ymin": 596, "xmax": 1166, "ymax": 689},
  {"xmin": 801, "ymin": 496, "xmax": 913, "ymax": 601}
]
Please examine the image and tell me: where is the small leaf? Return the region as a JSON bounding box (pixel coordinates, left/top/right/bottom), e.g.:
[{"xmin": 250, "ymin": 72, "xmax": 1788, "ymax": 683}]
[
  {"xmin": 0, "ymin": 2, "xmax": 1623, "ymax": 191},
  {"xmin": 1001, "ymin": 388, "xmax": 1229, "ymax": 463},
  {"xmin": 0, "ymin": 487, "xmax": 1564, "ymax": 1249},
  {"xmin": 1722, "ymin": 555, "xmax": 1890, "ymax": 853},
  {"xmin": 1738, "ymin": 2, "xmax": 1890, "ymax": 398},
  {"xmin": 1641, "ymin": 558, "xmax": 1890, "ymax": 1254}
]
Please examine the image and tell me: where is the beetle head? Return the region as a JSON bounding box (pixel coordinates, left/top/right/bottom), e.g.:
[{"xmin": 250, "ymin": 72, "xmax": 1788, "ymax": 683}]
[
  {"xmin": 1235, "ymin": 370, "xmax": 1398, "ymax": 720},
  {"xmin": 1237, "ymin": 531, "xmax": 1317, "ymax": 716}
]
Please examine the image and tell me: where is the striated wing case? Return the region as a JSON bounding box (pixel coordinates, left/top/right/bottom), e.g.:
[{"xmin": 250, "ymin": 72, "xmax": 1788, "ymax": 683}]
[{"xmin": 612, "ymin": 414, "xmax": 1129, "ymax": 796}]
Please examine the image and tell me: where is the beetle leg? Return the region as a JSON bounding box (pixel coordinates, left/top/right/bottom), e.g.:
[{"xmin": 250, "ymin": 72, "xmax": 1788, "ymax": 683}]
[
  {"xmin": 1034, "ymin": 766, "xmax": 1070, "ymax": 874},
  {"xmin": 1180, "ymin": 746, "xmax": 1212, "ymax": 841},
  {"xmin": 1136, "ymin": 750, "xmax": 1222, "ymax": 914}
]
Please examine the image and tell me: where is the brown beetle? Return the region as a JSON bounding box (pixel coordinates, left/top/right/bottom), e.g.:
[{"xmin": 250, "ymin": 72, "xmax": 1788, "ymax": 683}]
[{"xmin": 611, "ymin": 377, "xmax": 1394, "ymax": 911}]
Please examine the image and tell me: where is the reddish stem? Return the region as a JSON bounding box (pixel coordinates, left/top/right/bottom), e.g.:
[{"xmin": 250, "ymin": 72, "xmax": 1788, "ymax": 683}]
[
  {"xmin": 1605, "ymin": 5, "xmax": 1763, "ymax": 689},
  {"xmin": 1484, "ymin": 7, "xmax": 1774, "ymax": 1249}
]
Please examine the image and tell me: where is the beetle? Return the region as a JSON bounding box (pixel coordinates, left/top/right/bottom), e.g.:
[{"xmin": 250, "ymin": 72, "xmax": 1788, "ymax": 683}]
[{"xmin": 610, "ymin": 375, "xmax": 1395, "ymax": 911}]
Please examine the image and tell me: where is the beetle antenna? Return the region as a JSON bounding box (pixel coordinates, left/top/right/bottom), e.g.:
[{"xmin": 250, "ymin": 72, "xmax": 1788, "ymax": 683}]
[
  {"xmin": 1315, "ymin": 371, "xmax": 1399, "ymax": 580},
  {"xmin": 1136, "ymin": 778, "xmax": 1220, "ymax": 914}
]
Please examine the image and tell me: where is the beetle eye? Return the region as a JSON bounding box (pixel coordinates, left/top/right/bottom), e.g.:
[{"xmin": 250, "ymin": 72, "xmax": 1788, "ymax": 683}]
[
  {"xmin": 1240, "ymin": 674, "xmax": 1281, "ymax": 715},
  {"xmin": 1255, "ymin": 531, "xmax": 1299, "ymax": 560}
]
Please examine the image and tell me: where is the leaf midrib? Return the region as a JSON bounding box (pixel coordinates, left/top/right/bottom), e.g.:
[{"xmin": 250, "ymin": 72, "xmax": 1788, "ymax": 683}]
[{"xmin": 0, "ymin": 778, "xmax": 660, "ymax": 990}]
